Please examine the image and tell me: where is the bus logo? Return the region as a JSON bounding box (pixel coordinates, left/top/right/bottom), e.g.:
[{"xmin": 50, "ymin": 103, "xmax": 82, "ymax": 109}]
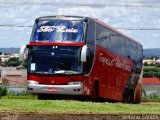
[
  {"xmin": 99, "ymin": 53, "xmax": 132, "ymax": 72},
  {"xmin": 37, "ymin": 26, "xmax": 78, "ymax": 33}
]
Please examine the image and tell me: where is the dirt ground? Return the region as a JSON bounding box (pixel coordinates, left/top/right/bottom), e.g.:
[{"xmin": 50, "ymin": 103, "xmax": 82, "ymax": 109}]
[
  {"xmin": 0, "ymin": 102, "xmax": 159, "ymax": 120},
  {"xmin": 141, "ymin": 102, "xmax": 160, "ymax": 105},
  {"xmin": 0, "ymin": 112, "xmax": 159, "ymax": 120}
]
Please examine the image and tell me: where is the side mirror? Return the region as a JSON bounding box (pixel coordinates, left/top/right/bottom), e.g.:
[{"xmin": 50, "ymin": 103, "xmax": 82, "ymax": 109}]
[
  {"xmin": 19, "ymin": 45, "xmax": 26, "ymax": 61},
  {"xmin": 81, "ymin": 45, "xmax": 88, "ymax": 62}
]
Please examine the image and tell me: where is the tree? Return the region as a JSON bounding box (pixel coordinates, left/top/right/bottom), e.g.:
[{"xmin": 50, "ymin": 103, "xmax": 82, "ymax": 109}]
[
  {"xmin": 22, "ymin": 58, "xmax": 28, "ymax": 68},
  {"xmin": 0, "ymin": 58, "xmax": 2, "ymax": 66},
  {"xmin": 3, "ymin": 57, "xmax": 22, "ymax": 67}
]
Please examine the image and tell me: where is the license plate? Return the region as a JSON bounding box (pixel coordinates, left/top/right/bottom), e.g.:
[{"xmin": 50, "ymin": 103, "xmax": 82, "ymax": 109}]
[{"xmin": 48, "ymin": 88, "xmax": 57, "ymax": 92}]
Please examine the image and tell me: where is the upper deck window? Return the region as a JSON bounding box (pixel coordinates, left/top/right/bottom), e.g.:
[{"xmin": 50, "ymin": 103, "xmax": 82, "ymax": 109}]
[{"xmin": 31, "ymin": 19, "xmax": 84, "ymax": 42}]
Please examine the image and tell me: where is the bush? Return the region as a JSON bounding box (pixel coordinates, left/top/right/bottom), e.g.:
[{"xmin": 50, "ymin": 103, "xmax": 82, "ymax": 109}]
[
  {"xmin": 0, "ymin": 86, "xmax": 7, "ymax": 97},
  {"xmin": 5, "ymin": 90, "xmax": 37, "ymax": 99},
  {"xmin": 3, "ymin": 57, "xmax": 22, "ymax": 67},
  {"xmin": 142, "ymin": 93, "xmax": 160, "ymax": 102},
  {"xmin": 143, "ymin": 67, "xmax": 160, "ymax": 78},
  {"xmin": 7, "ymin": 90, "xmax": 29, "ymax": 96},
  {"xmin": 143, "ymin": 68, "xmax": 158, "ymax": 72},
  {"xmin": 143, "ymin": 71, "xmax": 155, "ymax": 77},
  {"xmin": 22, "ymin": 58, "xmax": 28, "ymax": 68}
]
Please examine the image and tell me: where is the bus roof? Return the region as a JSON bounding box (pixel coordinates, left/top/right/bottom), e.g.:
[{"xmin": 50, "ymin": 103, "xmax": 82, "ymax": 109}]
[{"xmin": 36, "ymin": 15, "xmax": 91, "ymax": 21}]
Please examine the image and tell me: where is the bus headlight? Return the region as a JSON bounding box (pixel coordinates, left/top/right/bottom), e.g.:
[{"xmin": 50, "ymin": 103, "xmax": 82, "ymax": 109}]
[
  {"xmin": 68, "ymin": 81, "xmax": 82, "ymax": 85},
  {"xmin": 28, "ymin": 80, "xmax": 39, "ymax": 84}
]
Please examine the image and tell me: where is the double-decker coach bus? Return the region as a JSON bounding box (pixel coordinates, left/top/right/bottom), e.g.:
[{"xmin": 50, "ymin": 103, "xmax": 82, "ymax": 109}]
[{"xmin": 19, "ymin": 16, "xmax": 143, "ymax": 103}]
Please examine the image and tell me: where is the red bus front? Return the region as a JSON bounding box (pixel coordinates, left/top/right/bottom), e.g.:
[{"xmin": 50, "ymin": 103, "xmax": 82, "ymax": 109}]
[{"xmin": 23, "ymin": 16, "xmax": 89, "ymax": 98}]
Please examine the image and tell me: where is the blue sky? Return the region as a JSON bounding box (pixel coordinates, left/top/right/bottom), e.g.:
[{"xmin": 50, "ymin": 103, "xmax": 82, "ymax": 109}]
[{"xmin": 0, "ymin": 0, "xmax": 160, "ymax": 48}]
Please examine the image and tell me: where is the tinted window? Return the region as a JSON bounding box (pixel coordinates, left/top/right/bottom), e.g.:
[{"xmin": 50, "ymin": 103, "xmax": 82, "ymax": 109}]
[
  {"xmin": 96, "ymin": 24, "xmax": 111, "ymax": 49},
  {"xmin": 96, "ymin": 23, "xmax": 125, "ymax": 56},
  {"xmin": 96, "ymin": 24, "xmax": 111, "ymax": 40},
  {"xmin": 130, "ymin": 43, "xmax": 137, "ymax": 62},
  {"xmin": 85, "ymin": 20, "xmax": 96, "ymax": 74},
  {"xmin": 28, "ymin": 46, "xmax": 82, "ymax": 75},
  {"xmin": 31, "ymin": 20, "xmax": 84, "ymax": 42},
  {"xmin": 96, "ymin": 22, "xmax": 143, "ymax": 66},
  {"xmin": 124, "ymin": 39, "xmax": 131, "ymax": 58}
]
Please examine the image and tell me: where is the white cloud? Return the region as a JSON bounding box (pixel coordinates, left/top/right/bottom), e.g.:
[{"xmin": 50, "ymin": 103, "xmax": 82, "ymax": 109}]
[
  {"xmin": 0, "ymin": 0, "xmax": 160, "ymax": 48},
  {"xmin": 153, "ymin": 19, "xmax": 160, "ymax": 28},
  {"xmin": 152, "ymin": 33, "xmax": 160, "ymax": 37}
]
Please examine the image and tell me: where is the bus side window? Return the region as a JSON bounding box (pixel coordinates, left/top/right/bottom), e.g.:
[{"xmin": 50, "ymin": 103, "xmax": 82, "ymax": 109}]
[
  {"xmin": 85, "ymin": 20, "xmax": 96, "ymax": 74},
  {"xmin": 124, "ymin": 39, "xmax": 131, "ymax": 59}
]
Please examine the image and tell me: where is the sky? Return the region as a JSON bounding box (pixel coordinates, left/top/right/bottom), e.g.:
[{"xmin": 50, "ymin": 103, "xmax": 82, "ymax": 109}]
[{"xmin": 0, "ymin": 0, "xmax": 160, "ymax": 49}]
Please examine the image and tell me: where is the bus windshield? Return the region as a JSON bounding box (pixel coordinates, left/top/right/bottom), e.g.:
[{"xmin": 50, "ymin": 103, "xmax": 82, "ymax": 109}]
[
  {"xmin": 31, "ymin": 20, "xmax": 85, "ymax": 42},
  {"xmin": 28, "ymin": 46, "xmax": 82, "ymax": 75}
]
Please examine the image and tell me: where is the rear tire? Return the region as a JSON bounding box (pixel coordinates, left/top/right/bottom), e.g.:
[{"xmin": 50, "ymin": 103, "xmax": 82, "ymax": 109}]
[
  {"xmin": 134, "ymin": 83, "xmax": 142, "ymax": 104},
  {"xmin": 123, "ymin": 88, "xmax": 134, "ymax": 103}
]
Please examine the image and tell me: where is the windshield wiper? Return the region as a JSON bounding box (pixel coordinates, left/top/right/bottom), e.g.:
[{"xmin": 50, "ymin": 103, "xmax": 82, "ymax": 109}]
[
  {"xmin": 34, "ymin": 71, "xmax": 49, "ymax": 75},
  {"xmin": 54, "ymin": 70, "xmax": 81, "ymax": 75}
]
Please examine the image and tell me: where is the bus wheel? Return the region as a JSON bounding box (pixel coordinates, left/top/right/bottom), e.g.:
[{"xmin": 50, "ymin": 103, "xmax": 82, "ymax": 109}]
[
  {"xmin": 37, "ymin": 94, "xmax": 47, "ymax": 100},
  {"xmin": 123, "ymin": 88, "xmax": 134, "ymax": 103},
  {"xmin": 92, "ymin": 82, "xmax": 99, "ymax": 102}
]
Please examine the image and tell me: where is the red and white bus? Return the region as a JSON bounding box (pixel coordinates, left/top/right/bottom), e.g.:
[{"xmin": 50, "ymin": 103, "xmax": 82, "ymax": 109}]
[{"xmin": 19, "ymin": 16, "xmax": 143, "ymax": 103}]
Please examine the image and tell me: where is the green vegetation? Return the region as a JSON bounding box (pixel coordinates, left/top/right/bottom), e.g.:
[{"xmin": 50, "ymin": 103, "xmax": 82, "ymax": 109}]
[
  {"xmin": 22, "ymin": 58, "xmax": 28, "ymax": 68},
  {"xmin": 2, "ymin": 57, "xmax": 21, "ymax": 67},
  {"xmin": 0, "ymin": 96, "xmax": 159, "ymax": 114},
  {"xmin": 143, "ymin": 66, "xmax": 160, "ymax": 78},
  {"xmin": 0, "ymin": 86, "xmax": 7, "ymax": 97},
  {"xmin": 2, "ymin": 57, "xmax": 28, "ymax": 68},
  {"xmin": 142, "ymin": 93, "xmax": 160, "ymax": 102},
  {"xmin": 5, "ymin": 94, "xmax": 37, "ymax": 100},
  {"xmin": 0, "ymin": 89, "xmax": 159, "ymax": 114}
]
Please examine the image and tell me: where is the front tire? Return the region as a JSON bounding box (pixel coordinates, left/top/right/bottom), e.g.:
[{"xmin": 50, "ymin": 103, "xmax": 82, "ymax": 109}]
[
  {"xmin": 92, "ymin": 83, "xmax": 99, "ymax": 102},
  {"xmin": 37, "ymin": 94, "xmax": 49, "ymax": 100}
]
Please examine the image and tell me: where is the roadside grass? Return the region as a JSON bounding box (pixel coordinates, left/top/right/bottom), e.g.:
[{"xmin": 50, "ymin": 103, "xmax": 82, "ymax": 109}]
[
  {"xmin": 0, "ymin": 96, "xmax": 159, "ymax": 114},
  {"xmin": 142, "ymin": 93, "xmax": 160, "ymax": 102},
  {"xmin": 5, "ymin": 91, "xmax": 37, "ymax": 99}
]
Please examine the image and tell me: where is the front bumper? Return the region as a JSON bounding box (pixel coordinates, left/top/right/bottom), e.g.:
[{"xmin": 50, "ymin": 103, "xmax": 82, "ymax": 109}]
[{"xmin": 27, "ymin": 81, "xmax": 83, "ymax": 95}]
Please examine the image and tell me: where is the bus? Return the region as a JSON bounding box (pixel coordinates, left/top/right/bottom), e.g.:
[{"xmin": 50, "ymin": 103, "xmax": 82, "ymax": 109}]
[{"xmin": 19, "ymin": 16, "xmax": 143, "ymax": 103}]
